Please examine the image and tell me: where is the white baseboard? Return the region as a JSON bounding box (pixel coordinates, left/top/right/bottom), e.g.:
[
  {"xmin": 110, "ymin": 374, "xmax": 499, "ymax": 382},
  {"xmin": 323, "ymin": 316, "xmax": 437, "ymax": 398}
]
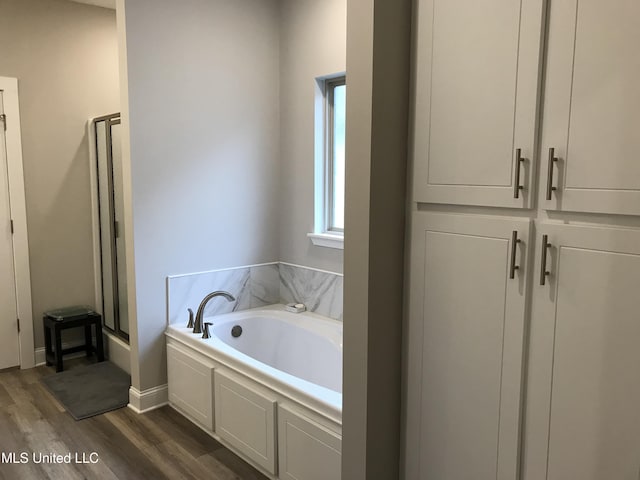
[
  {"xmin": 35, "ymin": 338, "xmax": 97, "ymax": 367},
  {"xmin": 128, "ymin": 384, "xmax": 168, "ymax": 413}
]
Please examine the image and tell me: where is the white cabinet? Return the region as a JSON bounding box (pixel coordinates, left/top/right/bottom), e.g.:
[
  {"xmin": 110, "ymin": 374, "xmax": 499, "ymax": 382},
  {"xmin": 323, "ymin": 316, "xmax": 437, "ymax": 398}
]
[
  {"xmin": 414, "ymin": 0, "xmax": 640, "ymax": 215},
  {"xmin": 406, "ymin": 216, "xmax": 640, "ymax": 480},
  {"xmin": 214, "ymin": 370, "xmax": 277, "ymax": 475},
  {"xmin": 523, "ymin": 224, "xmax": 640, "ymax": 480},
  {"xmin": 278, "ymin": 406, "xmax": 341, "ymax": 480},
  {"xmin": 167, "ymin": 342, "xmax": 214, "ymax": 431},
  {"xmin": 407, "ymin": 1, "xmax": 640, "ymax": 479},
  {"xmin": 405, "ymin": 212, "xmax": 530, "ymax": 480},
  {"xmin": 540, "ymin": 1, "xmax": 640, "ymax": 215},
  {"xmin": 412, "ymin": 0, "xmax": 546, "ymax": 208}
]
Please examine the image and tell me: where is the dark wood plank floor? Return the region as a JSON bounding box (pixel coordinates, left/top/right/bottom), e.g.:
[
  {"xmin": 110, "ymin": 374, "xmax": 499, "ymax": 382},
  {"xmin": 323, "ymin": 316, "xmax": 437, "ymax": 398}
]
[{"xmin": 0, "ymin": 360, "xmax": 268, "ymax": 480}]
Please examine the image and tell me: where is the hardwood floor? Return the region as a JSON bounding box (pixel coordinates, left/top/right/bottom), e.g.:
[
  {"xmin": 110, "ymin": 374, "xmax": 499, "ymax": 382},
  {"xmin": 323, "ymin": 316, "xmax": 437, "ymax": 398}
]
[{"xmin": 0, "ymin": 361, "xmax": 268, "ymax": 480}]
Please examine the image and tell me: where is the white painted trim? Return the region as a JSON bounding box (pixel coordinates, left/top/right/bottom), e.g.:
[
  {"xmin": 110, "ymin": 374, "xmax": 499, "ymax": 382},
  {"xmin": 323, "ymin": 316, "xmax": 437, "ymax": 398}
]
[
  {"xmin": 307, "ymin": 232, "xmax": 345, "ymax": 250},
  {"xmin": 313, "ymin": 77, "xmax": 326, "ymax": 236},
  {"xmin": 128, "ymin": 384, "xmax": 168, "ymax": 413},
  {"xmin": 313, "ymin": 72, "xmax": 347, "ymax": 241},
  {"xmin": 0, "ymin": 77, "xmax": 34, "ymax": 370}
]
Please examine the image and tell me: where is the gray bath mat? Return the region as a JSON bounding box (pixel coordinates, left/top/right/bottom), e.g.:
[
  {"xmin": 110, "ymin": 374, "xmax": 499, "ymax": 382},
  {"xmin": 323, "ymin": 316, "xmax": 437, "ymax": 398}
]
[{"xmin": 41, "ymin": 361, "xmax": 130, "ymax": 420}]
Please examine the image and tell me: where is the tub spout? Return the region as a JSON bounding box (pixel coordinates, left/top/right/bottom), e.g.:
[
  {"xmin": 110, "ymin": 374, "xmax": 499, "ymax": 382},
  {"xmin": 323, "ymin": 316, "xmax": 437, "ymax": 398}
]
[{"xmin": 193, "ymin": 291, "xmax": 235, "ymax": 334}]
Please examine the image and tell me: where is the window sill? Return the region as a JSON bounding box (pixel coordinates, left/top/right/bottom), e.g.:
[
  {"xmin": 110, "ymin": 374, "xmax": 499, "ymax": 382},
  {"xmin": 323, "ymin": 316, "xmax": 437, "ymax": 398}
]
[{"xmin": 307, "ymin": 232, "xmax": 344, "ymax": 250}]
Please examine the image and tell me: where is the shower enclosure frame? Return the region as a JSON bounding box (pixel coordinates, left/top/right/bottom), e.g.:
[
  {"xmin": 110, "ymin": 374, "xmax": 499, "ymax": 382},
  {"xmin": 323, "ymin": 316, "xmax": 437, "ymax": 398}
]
[{"xmin": 90, "ymin": 112, "xmax": 129, "ymax": 343}]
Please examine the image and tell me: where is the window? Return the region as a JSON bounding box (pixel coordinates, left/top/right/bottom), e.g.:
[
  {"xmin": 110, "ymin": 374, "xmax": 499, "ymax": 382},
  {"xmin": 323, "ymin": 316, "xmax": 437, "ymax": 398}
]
[
  {"xmin": 327, "ymin": 77, "xmax": 346, "ymax": 232},
  {"xmin": 309, "ymin": 75, "xmax": 346, "ymax": 249}
]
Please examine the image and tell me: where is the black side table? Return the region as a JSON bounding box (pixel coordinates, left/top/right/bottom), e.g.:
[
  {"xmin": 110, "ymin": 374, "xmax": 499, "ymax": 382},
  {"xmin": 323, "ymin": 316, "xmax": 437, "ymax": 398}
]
[{"xmin": 43, "ymin": 306, "xmax": 105, "ymax": 372}]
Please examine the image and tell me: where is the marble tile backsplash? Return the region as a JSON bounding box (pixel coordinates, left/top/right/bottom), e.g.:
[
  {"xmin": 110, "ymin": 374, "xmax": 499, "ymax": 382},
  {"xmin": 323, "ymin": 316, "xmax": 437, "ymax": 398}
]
[
  {"xmin": 167, "ymin": 262, "xmax": 343, "ymax": 325},
  {"xmin": 167, "ymin": 264, "xmax": 280, "ymax": 326},
  {"xmin": 279, "ymin": 263, "xmax": 343, "ymax": 321}
]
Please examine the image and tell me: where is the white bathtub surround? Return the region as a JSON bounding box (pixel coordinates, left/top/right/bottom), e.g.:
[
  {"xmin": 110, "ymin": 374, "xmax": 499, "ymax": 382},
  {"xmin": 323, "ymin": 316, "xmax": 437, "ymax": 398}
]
[
  {"xmin": 166, "ymin": 263, "xmax": 280, "ymax": 326},
  {"xmin": 167, "ymin": 262, "xmax": 343, "ymax": 325},
  {"xmin": 166, "ymin": 305, "xmax": 342, "ymax": 479},
  {"xmin": 279, "ymin": 263, "xmax": 343, "ymax": 320},
  {"xmin": 167, "ymin": 306, "xmax": 342, "ymax": 420}
]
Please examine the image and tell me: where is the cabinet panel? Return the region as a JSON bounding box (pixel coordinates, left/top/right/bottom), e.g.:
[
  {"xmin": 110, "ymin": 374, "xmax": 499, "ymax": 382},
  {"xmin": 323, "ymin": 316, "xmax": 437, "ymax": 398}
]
[
  {"xmin": 404, "ymin": 212, "xmax": 530, "ymax": 479},
  {"xmin": 523, "ymin": 224, "xmax": 640, "ymax": 480},
  {"xmin": 214, "ymin": 371, "xmax": 277, "ymax": 475},
  {"xmin": 278, "ymin": 406, "xmax": 341, "ymax": 480},
  {"xmin": 167, "ymin": 343, "xmax": 214, "ymax": 431},
  {"xmin": 541, "ymin": 0, "xmax": 640, "ymax": 215},
  {"xmin": 413, "ymin": 0, "xmax": 545, "ymax": 208}
]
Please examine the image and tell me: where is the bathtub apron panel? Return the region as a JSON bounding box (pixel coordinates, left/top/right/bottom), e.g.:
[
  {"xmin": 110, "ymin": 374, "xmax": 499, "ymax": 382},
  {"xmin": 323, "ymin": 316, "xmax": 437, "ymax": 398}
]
[{"xmin": 214, "ymin": 370, "xmax": 277, "ymax": 475}]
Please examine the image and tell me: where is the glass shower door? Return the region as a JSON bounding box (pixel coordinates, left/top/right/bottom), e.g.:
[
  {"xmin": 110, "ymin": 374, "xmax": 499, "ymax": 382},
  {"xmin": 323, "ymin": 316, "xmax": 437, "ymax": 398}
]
[{"xmin": 94, "ymin": 113, "xmax": 129, "ymax": 341}]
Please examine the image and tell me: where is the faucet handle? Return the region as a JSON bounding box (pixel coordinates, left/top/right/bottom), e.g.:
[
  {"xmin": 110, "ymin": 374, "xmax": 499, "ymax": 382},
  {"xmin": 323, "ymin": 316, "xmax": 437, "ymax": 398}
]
[
  {"xmin": 186, "ymin": 308, "xmax": 194, "ymax": 329},
  {"xmin": 202, "ymin": 322, "xmax": 213, "ymax": 339}
]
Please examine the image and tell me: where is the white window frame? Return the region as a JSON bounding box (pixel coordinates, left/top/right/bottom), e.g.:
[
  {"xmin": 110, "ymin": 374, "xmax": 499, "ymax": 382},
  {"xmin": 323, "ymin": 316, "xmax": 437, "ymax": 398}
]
[{"xmin": 308, "ymin": 73, "xmax": 346, "ymax": 250}]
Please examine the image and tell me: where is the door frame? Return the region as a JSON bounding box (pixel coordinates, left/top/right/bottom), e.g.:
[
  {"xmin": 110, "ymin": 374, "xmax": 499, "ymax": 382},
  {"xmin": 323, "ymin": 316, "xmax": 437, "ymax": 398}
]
[{"xmin": 0, "ymin": 76, "xmax": 34, "ymax": 369}]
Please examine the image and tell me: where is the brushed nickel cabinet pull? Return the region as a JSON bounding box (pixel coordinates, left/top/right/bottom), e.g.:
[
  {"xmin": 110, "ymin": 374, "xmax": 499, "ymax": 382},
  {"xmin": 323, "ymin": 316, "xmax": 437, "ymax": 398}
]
[
  {"xmin": 509, "ymin": 230, "xmax": 521, "ymax": 279},
  {"xmin": 539, "ymin": 234, "xmax": 551, "ymax": 285},
  {"xmin": 513, "ymin": 148, "xmax": 525, "ymax": 199},
  {"xmin": 546, "ymin": 148, "xmax": 559, "ymax": 200}
]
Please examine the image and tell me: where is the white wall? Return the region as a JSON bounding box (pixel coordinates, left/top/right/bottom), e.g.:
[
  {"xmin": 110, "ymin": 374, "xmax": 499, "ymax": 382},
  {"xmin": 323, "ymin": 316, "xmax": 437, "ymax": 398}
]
[
  {"xmin": 279, "ymin": 0, "xmax": 347, "ymax": 274},
  {"xmin": 122, "ymin": 0, "xmax": 281, "ymax": 390},
  {"xmin": 0, "ymin": 0, "xmax": 120, "ymax": 348}
]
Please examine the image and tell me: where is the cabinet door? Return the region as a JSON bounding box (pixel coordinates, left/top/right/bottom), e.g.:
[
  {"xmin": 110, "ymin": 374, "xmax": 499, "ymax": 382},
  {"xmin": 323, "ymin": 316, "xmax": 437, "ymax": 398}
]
[
  {"xmin": 412, "ymin": 0, "xmax": 545, "ymax": 208},
  {"xmin": 404, "ymin": 212, "xmax": 531, "ymax": 480},
  {"xmin": 167, "ymin": 343, "xmax": 215, "ymax": 431},
  {"xmin": 278, "ymin": 406, "xmax": 341, "ymax": 480},
  {"xmin": 540, "ymin": 1, "xmax": 640, "ymax": 215},
  {"xmin": 214, "ymin": 371, "xmax": 277, "ymax": 475},
  {"xmin": 523, "ymin": 224, "xmax": 640, "ymax": 480}
]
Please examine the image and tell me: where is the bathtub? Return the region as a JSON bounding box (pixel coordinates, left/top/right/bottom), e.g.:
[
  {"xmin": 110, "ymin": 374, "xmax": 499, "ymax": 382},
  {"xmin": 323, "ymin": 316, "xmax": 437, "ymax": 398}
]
[{"xmin": 165, "ymin": 304, "xmax": 343, "ymax": 422}]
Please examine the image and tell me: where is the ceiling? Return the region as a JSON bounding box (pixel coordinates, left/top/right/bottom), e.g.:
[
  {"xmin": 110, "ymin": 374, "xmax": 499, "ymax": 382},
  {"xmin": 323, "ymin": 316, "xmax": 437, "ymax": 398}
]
[{"xmin": 67, "ymin": 0, "xmax": 116, "ymax": 10}]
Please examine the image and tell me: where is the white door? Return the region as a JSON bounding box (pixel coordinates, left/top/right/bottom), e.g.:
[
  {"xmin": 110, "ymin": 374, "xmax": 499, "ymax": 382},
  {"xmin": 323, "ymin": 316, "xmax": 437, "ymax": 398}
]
[
  {"xmin": 523, "ymin": 223, "xmax": 640, "ymax": 480},
  {"xmin": 0, "ymin": 93, "xmax": 20, "ymax": 369},
  {"xmin": 540, "ymin": 0, "xmax": 640, "ymax": 215},
  {"xmin": 412, "ymin": 0, "xmax": 546, "ymax": 208},
  {"xmin": 404, "ymin": 212, "xmax": 530, "ymax": 479}
]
